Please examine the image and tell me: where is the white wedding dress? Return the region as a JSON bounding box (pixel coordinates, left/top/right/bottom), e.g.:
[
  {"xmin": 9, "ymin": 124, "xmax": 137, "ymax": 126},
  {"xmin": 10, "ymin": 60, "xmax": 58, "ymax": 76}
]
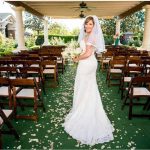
[{"xmin": 63, "ymin": 40, "xmax": 114, "ymax": 145}]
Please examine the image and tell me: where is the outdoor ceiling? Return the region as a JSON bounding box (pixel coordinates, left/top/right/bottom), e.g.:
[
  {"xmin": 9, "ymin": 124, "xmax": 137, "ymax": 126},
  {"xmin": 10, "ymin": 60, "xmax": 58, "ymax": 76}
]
[{"xmin": 6, "ymin": 1, "xmax": 150, "ymax": 19}]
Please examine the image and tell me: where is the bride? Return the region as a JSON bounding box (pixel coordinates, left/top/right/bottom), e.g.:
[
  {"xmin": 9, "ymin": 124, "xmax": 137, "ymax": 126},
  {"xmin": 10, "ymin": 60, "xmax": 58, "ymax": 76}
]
[{"xmin": 63, "ymin": 15, "xmax": 114, "ymax": 145}]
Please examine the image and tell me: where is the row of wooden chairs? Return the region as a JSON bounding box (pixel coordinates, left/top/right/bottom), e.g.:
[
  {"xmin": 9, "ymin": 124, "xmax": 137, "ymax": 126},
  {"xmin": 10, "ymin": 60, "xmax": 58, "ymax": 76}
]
[
  {"xmin": 106, "ymin": 64, "xmax": 150, "ymax": 120},
  {"xmin": 108, "ymin": 63, "xmax": 150, "ymax": 119},
  {"xmin": 106, "ymin": 57, "xmax": 150, "ymax": 86},
  {"xmin": 0, "ymin": 60, "xmax": 59, "ymax": 87},
  {"xmin": 0, "ymin": 77, "xmax": 45, "ymax": 149},
  {"xmin": 121, "ymin": 76, "xmax": 150, "ymax": 120},
  {"xmin": 100, "ymin": 53, "xmax": 150, "ymax": 71},
  {"xmin": 0, "ymin": 47, "xmax": 66, "ymax": 148},
  {"xmin": 0, "ymin": 77, "xmax": 45, "ymax": 120},
  {"xmin": 101, "ymin": 50, "xmax": 150, "ymax": 119},
  {"xmin": 0, "ymin": 52, "xmax": 64, "ymax": 74}
]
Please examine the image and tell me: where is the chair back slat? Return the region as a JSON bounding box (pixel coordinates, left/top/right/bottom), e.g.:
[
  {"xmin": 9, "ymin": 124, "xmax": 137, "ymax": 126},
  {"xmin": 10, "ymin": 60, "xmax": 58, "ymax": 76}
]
[
  {"xmin": 0, "ymin": 77, "xmax": 9, "ymax": 85},
  {"xmin": 10, "ymin": 78, "xmax": 35, "ymax": 86},
  {"xmin": 131, "ymin": 76, "xmax": 150, "ymax": 84}
]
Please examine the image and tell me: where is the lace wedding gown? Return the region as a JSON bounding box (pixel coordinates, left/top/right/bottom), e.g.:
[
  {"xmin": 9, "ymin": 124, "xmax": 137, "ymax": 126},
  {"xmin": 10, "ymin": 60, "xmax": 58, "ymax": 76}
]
[{"xmin": 63, "ymin": 40, "xmax": 114, "ymax": 145}]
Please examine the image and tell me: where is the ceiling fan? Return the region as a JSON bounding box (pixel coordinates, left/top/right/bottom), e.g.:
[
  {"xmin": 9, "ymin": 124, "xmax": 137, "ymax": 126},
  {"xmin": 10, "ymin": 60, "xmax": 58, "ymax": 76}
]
[
  {"xmin": 73, "ymin": 1, "xmax": 95, "ymax": 11},
  {"xmin": 79, "ymin": 11, "xmax": 86, "ymax": 18}
]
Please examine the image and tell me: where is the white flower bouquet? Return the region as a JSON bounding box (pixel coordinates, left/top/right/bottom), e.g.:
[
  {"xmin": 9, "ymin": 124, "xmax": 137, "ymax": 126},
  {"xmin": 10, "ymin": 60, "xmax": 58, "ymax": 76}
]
[
  {"xmin": 61, "ymin": 40, "xmax": 82, "ymax": 66},
  {"xmin": 61, "ymin": 47, "xmax": 82, "ymax": 65}
]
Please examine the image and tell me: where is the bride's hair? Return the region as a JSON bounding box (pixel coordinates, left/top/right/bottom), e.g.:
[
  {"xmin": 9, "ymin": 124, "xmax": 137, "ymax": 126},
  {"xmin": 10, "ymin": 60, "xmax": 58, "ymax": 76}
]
[
  {"xmin": 84, "ymin": 16, "xmax": 94, "ymax": 32},
  {"xmin": 84, "ymin": 16, "xmax": 94, "ymax": 25},
  {"xmin": 78, "ymin": 15, "xmax": 105, "ymax": 53}
]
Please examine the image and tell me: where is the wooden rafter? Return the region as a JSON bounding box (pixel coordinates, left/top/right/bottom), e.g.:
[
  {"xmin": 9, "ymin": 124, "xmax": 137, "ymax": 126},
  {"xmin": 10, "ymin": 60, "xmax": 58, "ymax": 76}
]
[
  {"xmin": 6, "ymin": 1, "xmax": 44, "ymax": 19},
  {"xmin": 119, "ymin": 1, "xmax": 150, "ymax": 19}
]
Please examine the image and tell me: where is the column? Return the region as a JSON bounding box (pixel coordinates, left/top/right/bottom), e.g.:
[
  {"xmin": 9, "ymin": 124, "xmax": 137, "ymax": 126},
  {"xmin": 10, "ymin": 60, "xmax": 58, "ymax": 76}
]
[
  {"xmin": 142, "ymin": 5, "xmax": 150, "ymax": 51},
  {"xmin": 43, "ymin": 17, "xmax": 49, "ymax": 46},
  {"xmin": 115, "ymin": 19, "xmax": 121, "ymax": 45},
  {"xmin": 13, "ymin": 6, "xmax": 27, "ymax": 51},
  {"xmin": 115, "ymin": 19, "xmax": 121, "ymax": 35}
]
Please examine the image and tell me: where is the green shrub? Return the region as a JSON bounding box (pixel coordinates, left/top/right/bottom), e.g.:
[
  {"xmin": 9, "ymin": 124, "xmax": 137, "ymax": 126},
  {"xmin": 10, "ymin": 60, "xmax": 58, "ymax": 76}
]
[
  {"xmin": 134, "ymin": 39, "xmax": 142, "ymax": 47},
  {"xmin": 30, "ymin": 45, "xmax": 40, "ymax": 49},
  {"xmin": 104, "ymin": 35, "xmax": 114, "ymax": 45},
  {"xmin": 0, "ymin": 33, "xmax": 16, "ymax": 56},
  {"xmin": 35, "ymin": 35, "xmax": 78, "ymax": 45},
  {"xmin": 128, "ymin": 39, "xmax": 142, "ymax": 47},
  {"xmin": 25, "ymin": 36, "xmax": 36, "ymax": 48}
]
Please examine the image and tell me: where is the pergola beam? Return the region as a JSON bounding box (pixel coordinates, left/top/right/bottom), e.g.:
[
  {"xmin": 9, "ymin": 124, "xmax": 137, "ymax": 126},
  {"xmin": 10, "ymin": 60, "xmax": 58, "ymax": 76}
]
[
  {"xmin": 6, "ymin": 1, "xmax": 44, "ymax": 19},
  {"xmin": 119, "ymin": 1, "xmax": 150, "ymax": 19}
]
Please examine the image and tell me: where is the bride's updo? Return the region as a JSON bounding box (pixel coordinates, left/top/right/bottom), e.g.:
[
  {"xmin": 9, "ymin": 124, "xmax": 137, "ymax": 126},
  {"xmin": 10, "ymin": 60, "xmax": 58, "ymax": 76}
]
[
  {"xmin": 84, "ymin": 16, "xmax": 95, "ymax": 33},
  {"xmin": 84, "ymin": 16, "xmax": 95, "ymax": 26}
]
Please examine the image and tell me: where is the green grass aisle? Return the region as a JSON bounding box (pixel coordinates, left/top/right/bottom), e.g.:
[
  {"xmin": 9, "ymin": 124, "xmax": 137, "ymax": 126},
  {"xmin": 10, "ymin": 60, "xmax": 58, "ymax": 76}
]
[{"xmin": 2, "ymin": 65, "xmax": 150, "ymax": 149}]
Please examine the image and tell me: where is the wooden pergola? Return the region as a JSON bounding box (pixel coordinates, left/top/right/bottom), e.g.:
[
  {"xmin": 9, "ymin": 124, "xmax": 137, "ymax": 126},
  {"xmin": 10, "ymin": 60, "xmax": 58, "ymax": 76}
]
[
  {"xmin": 5, "ymin": 1, "xmax": 150, "ymax": 51},
  {"xmin": 6, "ymin": 1, "xmax": 150, "ymax": 19}
]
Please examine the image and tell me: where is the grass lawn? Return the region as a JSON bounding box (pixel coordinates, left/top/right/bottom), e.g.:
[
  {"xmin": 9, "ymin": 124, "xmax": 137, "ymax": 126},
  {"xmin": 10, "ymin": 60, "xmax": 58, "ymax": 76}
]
[{"xmin": 2, "ymin": 65, "xmax": 150, "ymax": 149}]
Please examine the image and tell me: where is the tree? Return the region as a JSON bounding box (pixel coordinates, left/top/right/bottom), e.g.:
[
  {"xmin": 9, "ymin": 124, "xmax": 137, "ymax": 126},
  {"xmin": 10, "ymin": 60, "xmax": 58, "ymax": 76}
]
[
  {"xmin": 70, "ymin": 28, "xmax": 80, "ymax": 35},
  {"xmin": 48, "ymin": 22, "xmax": 69, "ymax": 35},
  {"xmin": 24, "ymin": 12, "xmax": 44, "ymax": 35},
  {"xmin": 121, "ymin": 10, "xmax": 145, "ymax": 33},
  {"xmin": 100, "ymin": 19, "xmax": 116, "ymax": 36},
  {"xmin": 100, "ymin": 10, "xmax": 144, "ymax": 36}
]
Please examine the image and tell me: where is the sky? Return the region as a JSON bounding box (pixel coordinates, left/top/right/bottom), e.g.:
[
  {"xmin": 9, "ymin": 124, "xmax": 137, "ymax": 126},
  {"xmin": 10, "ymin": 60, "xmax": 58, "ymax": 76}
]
[{"xmin": 0, "ymin": 1, "xmax": 83, "ymax": 31}]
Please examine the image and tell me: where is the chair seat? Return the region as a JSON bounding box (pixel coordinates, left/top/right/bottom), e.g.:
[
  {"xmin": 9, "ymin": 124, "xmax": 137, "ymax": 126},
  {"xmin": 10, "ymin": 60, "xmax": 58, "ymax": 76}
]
[
  {"xmin": 30, "ymin": 64, "xmax": 39, "ymax": 67},
  {"xmin": 129, "ymin": 64, "xmax": 138, "ymax": 67},
  {"xmin": 0, "ymin": 109, "xmax": 13, "ymax": 124},
  {"xmin": 16, "ymin": 64, "xmax": 23, "ymax": 68},
  {"xmin": 43, "ymin": 69, "xmax": 54, "ymax": 74},
  {"xmin": 146, "ymin": 64, "xmax": 150, "ymax": 67},
  {"xmin": 133, "ymin": 87, "xmax": 150, "ymax": 96},
  {"xmin": 102, "ymin": 59, "xmax": 110, "ymax": 63},
  {"xmin": 110, "ymin": 69, "xmax": 122, "ymax": 73},
  {"xmin": 0, "ymin": 87, "xmax": 9, "ymax": 96},
  {"xmin": 9, "ymin": 76, "xmax": 17, "ymax": 79},
  {"xmin": 124, "ymin": 77, "xmax": 132, "ymax": 82},
  {"xmin": 114, "ymin": 64, "xmax": 124, "ymax": 68},
  {"xmin": 57, "ymin": 60, "xmax": 62, "ymax": 63},
  {"xmin": 45, "ymin": 65, "xmax": 55, "ymax": 67},
  {"xmin": 0, "ymin": 86, "xmax": 19, "ymax": 95},
  {"xmin": 16, "ymin": 89, "xmax": 35, "ymax": 98},
  {"xmin": 27, "ymin": 71, "xmax": 39, "ymax": 74},
  {"xmin": 130, "ymin": 71, "xmax": 141, "ymax": 74}
]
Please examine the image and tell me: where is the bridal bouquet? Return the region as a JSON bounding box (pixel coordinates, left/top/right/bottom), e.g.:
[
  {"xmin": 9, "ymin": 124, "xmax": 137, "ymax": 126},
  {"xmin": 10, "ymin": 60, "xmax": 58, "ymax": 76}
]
[
  {"xmin": 61, "ymin": 40, "xmax": 82, "ymax": 66},
  {"xmin": 70, "ymin": 47, "xmax": 82, "ymax": 59},
  {"xmin": 61, "ymin": 47, "xmax": 82, "ymax": 65}
]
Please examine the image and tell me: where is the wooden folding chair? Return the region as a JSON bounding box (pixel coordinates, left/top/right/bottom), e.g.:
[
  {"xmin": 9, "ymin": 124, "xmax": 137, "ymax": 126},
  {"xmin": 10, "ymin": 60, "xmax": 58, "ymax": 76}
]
[
  {"xmin": 19, "ymin": 67, "xmax": 46, "ymax": 95},
  {"xmin": 0, "ymin": 107, "xmax": 19, "ymax": 149},
  {"xmin": 10, "ymin": 78, "xmax": 45, "ymax": 121},
  {"xmin": 106, "ymin": 59, "xmax": 126, "ymax": 87},
  {"xmin": 0, "ymin": 77, "xmax": 12, "ymax": 108},
  {"xmin": 142, "ymin": 60, "xmax": 150, "ymax": 75},
  {"xmin": 6, "ymin": 60, "xmax": 26, "ymax": 68},
  {"xmin": 127, "ymin": 59, "xmax": 142, "ymax": 68},
  {"xmin": 120, "ymin": 66, "xmax": 143, "ymax": 99},
  {"xmin": 0, "ymin": 66, "xmax": 19, "ymax": 79},
  {"xmin": 100, "ymin": 51, "xmax": 113, "ymax": 71},
  {"xmin": 51, "ymin": 53, "xmax": 64, "ymax": 74},
  {"xmin": 122, "ymin": 76, "xmax": 150, "ymax": 119},
  {"xmin": 41, "ymin": 60, "xmax": 58, "ymax": 86}
]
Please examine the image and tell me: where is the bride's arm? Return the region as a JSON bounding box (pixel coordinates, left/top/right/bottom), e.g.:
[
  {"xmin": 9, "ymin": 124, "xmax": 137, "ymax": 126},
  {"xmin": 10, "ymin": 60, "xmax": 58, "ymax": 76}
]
[{"xmin": 73, "ymin": 45, "xmax": 94, "ymax": 62}]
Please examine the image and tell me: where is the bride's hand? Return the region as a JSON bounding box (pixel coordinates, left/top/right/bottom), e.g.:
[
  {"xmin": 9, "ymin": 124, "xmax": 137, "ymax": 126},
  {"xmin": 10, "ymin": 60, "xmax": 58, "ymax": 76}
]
[{"xmin": 73, "ymin": 56, "xmax": 79, "ymax": 62}]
